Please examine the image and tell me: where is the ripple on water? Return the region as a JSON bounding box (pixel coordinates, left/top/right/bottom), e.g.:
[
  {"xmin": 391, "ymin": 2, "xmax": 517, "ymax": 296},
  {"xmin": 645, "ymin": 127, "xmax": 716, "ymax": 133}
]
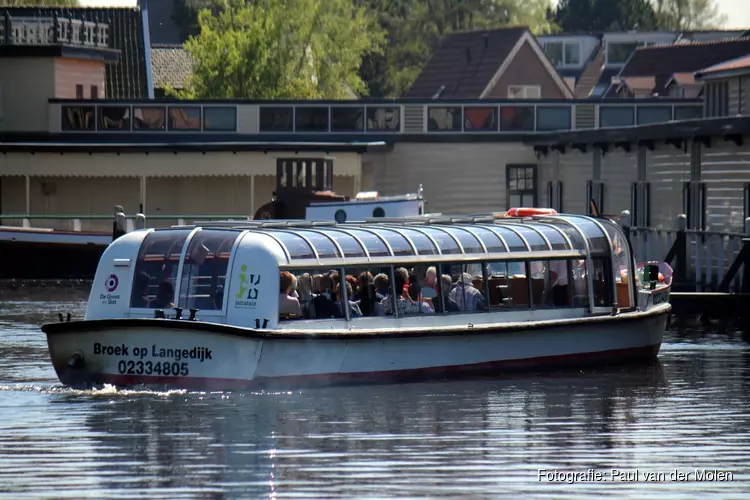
[{"xmin": 1, "ymin": 301, "xmax": 750, "ymax": 498}]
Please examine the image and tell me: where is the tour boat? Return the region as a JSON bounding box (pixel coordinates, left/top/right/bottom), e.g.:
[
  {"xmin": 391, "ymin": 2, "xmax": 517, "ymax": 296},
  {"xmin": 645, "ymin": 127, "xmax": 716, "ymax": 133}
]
[{"xmin": 41, "ymin": 210, "xmax": 671, "ymax": 390}]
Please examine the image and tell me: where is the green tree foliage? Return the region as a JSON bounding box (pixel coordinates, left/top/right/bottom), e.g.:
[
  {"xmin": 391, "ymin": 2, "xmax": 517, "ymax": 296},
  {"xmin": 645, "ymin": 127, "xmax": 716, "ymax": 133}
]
[
  {"xmin": 652, "ymin": 0, "xmax": 727, "ymax": 30},
  {"xmin": 174, "ymin": 0, "xmax": 385, "ymax": 99},
  {"xmin": 553, "ymin": 0, "xmax": 660, "ymax": 32},
  {"xmin": 0, "ymin": 0, "xmax": 78, "ymax": 5},
  {"xmin": 360, "ymin": 0, "xmax": 558, "ymax": 97}
]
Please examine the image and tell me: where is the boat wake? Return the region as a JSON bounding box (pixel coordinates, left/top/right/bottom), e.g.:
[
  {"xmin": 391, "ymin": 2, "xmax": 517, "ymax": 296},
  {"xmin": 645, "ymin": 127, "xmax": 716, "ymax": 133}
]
[{"xmin": 0, "ymin": 382, "xmax": 294, "ymax": 398}]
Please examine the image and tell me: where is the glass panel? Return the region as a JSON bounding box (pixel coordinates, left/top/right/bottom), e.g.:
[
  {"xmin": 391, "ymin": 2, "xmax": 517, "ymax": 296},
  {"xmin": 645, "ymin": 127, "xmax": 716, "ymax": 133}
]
[
  {"xmin": 177, "ymin": 230, "xmax": 240, "ymax": 311},
  {"xmin": 168, "ymin": 107, "xmax": 201, "ymax": 130},
  {"xmin": 599, "ymin": 106, "xmax": 635, "ymax": 127},
  {"xmin": 344, "ymin": 229, "xmax": 390, "ymax": 257},
  {"xmin": 506, "ymin": 225, "xmax": 548, "ymax": 251},
  {"xmin": 61, "ymin": 106, "xmax": 95, "ymax": 130},
  {"xmin": 469, "ymin": 227, "xmax": 506, "ymax": 252},
  {"xmin": 203, "ymin": 107, "xmax": 237, "ymax": 131},
  {"xmin": 637, "ymin": 106, "xmax": 671, "ymax": 125},
  {"xmin": 440, "ymin": 227, "xmax": 484, "ymax": 253},
  {"xmin": 531, "ymin": 224, "xmax": 569, "ymax": 250},
  {"xmin": 536, "ymin": 106, "xmax": 571, "ymax": 131},
  {"xmin": 427, "ymin": 107, "xmax": 461, "ymax": 131},
  {"xmin": 674, "ymin": 106, "xmax": 702, "ymax": 121},
  {"xmin": 392, "ymin": 228, "xmax": 437, "ymax": 255},
  {"xmin": 491, "ymin": 226, "xmax": 527, "ymax": 251},
  {"xmin": 259, "ymin": 107, "xmax": 293, "ymax": 131},
  {"xmin": 272, "ymin": 232, "xmax": 315, "ymax": 260},
  {"xmin": 419, "ymin": 228, "xmax": 461, "ymax": 254},
  {"xmin": 463, "ymin": 106, "xmax": 497, "ymax": 131},
  {"xmin": 572, "ymin": 259, "xmax": 589, "ymax": 307},
  {"xmin": 592, "ymin": 258, "xmax": 614, "ymax": 307},
  {"xmin": 607, "ymin": 42, "xmax": 639, "ymax": 64},
  {"xmin": 130, "ymin": 229, "xmax": 191, "ymax": 308},
  {"xmin": 557, "ymin": 216, "xmax": 610, "ymax": 255},
  {"xmin": 499, "ymin": 106, "xmax": 534, "ymax": 131},
  {"xmin": 443, "ymin": 262, "xmax": 488, "ymax": 312},
  {"xmin": 295, "ymin": 230, "xmax": 340, "ymax": 259},
  {"xmin": 331, "ymin": 107, "xmax": 364, "ymax": 131},
  {"xmin": 98, "ymin": 106, "xmax": 131, "ymax": 130},
  {"xmin": 545, "ymin": 42, "xmax": 563, "ymax": 65},
  {"xmin": 366, "ymin": 107, "xmax": 400, "ymax": 131},
  {"xmin": 564, "ymin": 43, "xmax": 580, "ymax": 65},
  {"xmin": 327, "ymin": 230, "xmax": 366, "ymax": 258},
  {"xmin": 133, "ymin": 107, "xmax": 166, "ymax": 130},
  {"xmin": 367, "ymin": 228, "xmax": 414, "ymax": 256},
  {"xmin": 295, "ymin": 107, "xmax": 329, "ymax": 132}
]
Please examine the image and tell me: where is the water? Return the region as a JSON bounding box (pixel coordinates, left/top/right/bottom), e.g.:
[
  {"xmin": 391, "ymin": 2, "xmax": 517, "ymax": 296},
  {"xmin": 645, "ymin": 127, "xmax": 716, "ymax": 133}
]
[{"xmin": 1, "ymin": 299, "xmax": 749, "ymax": 499}]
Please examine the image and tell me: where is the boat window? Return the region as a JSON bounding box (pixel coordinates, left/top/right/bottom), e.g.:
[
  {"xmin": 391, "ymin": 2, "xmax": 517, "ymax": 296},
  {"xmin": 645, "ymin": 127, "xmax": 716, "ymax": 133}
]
[
  {"xmin": 490, "ymin": 226, "xmax": 528, "ymax": 251},
  {"xmin": 367, "ymin": 228, "xmax": 415, "ymax": 256},
  {"xmin": 487, "ymin": 261, "xmax": 529, "ymax": 308},
  {"xmin": 555, "ymin": 216, "xmax": 610, "ymax": 256},
  {"xmin": 130, "ymin": 229, "xmax": 191, "ymax": 309},
  {"xmin": 341, "ymin": 266, "xmax": 400, "ymax": 317},
  {"xmin": 419, "ymin": 228, "xmax": 462, "ymax": 254},
  {"xmin": 505, "ymin": 225, "xmax": 549, "ymax": 251},
  {"xmin": 528, "ymin": 260, "xmax": 571, "ymax": 308},
  {"xmin": 530, "ymin": 224, "xmax": 569, "ymax": 250},
  {"xmin": 177, "ymin": 230, "xmax": 241, "ymax": 311},
  {"xmin": 440, "ymin": 262, "xmax": 488, "ymax": 313},
  {"xmin": 326, "ymin": 230, "xmax": 367, "ymax": 258},
  {"xmin": 592, "ymin": 258, "xmax": 613, "ymax": 307},
  {"xmin": 571, "ymin": 259, "xmax": 589, "ymax": 308},
  {"xmin": 295, "ymin": 230, "xmax": 341, "ymax": 259},
  {"xmin": 343, "ymin": 229, "xmax": 390, "ymax": 257},
  {"xmin": 271, "ymin": 232, "xmax": 316, "ymax": 260},
  {"xmin": 392, "ymin": 228, "xmax": 438, "ymax": 255},
  {"xmin": 468, "ymin": 227, "xmax": 506, "ymax": 253},
  {"xmin": 440, "ymin": 227, "xmax": 484, "ymax": 254}
]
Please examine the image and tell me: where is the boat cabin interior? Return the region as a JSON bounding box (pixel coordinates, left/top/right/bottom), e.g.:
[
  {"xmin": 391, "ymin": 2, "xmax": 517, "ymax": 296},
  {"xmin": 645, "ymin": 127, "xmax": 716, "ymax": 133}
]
[{"xmin": 90, "ymin": 213, "xmax": 638, "ymax": 329}]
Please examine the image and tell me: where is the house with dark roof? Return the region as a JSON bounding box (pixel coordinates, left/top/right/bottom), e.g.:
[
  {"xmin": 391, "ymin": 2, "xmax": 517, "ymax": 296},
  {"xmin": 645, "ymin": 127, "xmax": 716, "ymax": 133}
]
[
  {"xmin": 664, "ymin": 73, "xmax": 703, "ymax": 99},
  {"xmin": 695, "ymin": 54, "xmax": 750, "ymax": 117},
  {"xmin": 607, "ymin": 37, "xmax": 750, "ymax": 98},
  {"xmin": 151, "ymin": 44, "xmax": 193, "ymax": 97},
  {"xmin": 403, "ymin": 27, "xmax": 573, "ymax": 100}
]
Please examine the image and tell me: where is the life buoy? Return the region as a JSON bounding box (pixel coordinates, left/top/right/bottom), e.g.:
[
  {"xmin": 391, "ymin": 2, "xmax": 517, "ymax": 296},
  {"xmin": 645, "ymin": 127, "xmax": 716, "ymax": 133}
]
[{"xmin": 506, "ymin": 207, "xmax": 558, "ymax": 217}]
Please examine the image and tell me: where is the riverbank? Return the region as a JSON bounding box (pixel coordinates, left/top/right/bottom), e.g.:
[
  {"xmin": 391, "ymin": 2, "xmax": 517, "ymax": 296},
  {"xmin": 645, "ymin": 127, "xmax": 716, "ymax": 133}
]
[{"xmin": 0, "ymin": 279, "xmax": 92, "ymax": 301}]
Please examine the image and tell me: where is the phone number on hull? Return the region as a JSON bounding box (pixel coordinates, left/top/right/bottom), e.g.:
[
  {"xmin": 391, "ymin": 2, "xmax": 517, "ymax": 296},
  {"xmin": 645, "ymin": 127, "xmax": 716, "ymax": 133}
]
[{"xmin": 117, "ymin": 360, "xmax": 189, "ymax": 376}]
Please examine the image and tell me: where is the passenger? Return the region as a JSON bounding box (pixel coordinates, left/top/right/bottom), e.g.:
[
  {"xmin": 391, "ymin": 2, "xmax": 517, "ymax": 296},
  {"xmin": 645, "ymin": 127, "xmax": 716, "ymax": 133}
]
[
  {"xmin": 373, "ymin": 273, "xmax": 390, "ymax": 297},
  {"xmin": 313, "ymin": 275, "xmax": 339, "ymax": 318},
  {"xmin": 382, "ymin": 271, "xmax": 433, "ymax": 316},
  {"xmin": 548, "ymin": 260, "xmax": 570, "ymax": 306},
  {"xmin": 213, "ymin": 284, "xmax": 224, "ymax": 309},
  {"xmin": 278, "ymin": 271, "xmax": 302, "ymax": 317},
  {"xmin": 150, "ymin": 280, "xmax": 174, "ymax": 309},
  {"xmin": 337, "ymin": 282, "xmax": 362, "ymax": 318},
  {"xmin": 432, "ymin": 274, "xmax": 460, "ymax": 313},
  {"xmin": 450, "ymin": 273, "xmax": 487, "ymax": 311},
  {"xmin": 395, "ymin": 267, "xmax": 409, "ymax": 294},
  {"xmin": 346, "ymin": 275, "xmax": 359, "ymax": 300},
  {"xmin": 312, "ymin": 274, "xmax": 323, "ymax": 294},
  {"xmin": 297, "ymin": 273, "xmax": 316, "ymax": 318},
  {"xmin": 407, "ymin": 282, "xmax": 434, "ymax": 314},
  {"xmin": 132, "ymin": 271, "xmax": 151, "ymax": 307},
  {"xmin": 356, "ymin": 272, "xmax": 384, "ymax": 317},
  {"xmin": 421, "ymin": 266, "xmax": 437, "ymax": 299}
]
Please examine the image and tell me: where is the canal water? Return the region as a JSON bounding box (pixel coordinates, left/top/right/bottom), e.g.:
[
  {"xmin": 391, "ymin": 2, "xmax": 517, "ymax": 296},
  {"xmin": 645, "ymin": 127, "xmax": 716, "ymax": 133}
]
[{"xmin": 1, "ymin": 298, "xmax": 749, "ymax": 499}]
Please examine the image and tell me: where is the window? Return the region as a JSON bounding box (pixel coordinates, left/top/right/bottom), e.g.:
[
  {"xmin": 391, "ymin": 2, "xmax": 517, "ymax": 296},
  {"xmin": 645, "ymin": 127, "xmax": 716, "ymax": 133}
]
[
  {"xmin": 90, "ymin": 85, "xmax": 99, "ymax": 99},
  {"xmin": 130, "ymin": 230, "xmax": 192, "ymax": 309},
  {"xmin": 508, "ymin": 85, "xmax": 541, "ymax": 99},
  {"xmin": 203, "ymin": 107, "xmax": 237, "ymax": 131},
  {"xmin": 133, "ymin": 107, "xmax": 166, "ymax": 130},
  {"xmin": 61, "ymin": 106, "xmax": 95, "ymax": 130},
  {"xmin": 674, "ymin": 106, "xmax": 702, "ymax": 121},
  {"xmin": 177, "ymin": 230, "xmax": 241, "ymax": 311},
  {"xmin": 366, "ymin": 107, "xmax": 400, "ymax": 131},
  {"xmin": 295, "ymin": 107, "xmax": 329, "ymax": 132},
  {"xmin": 592, "ymin": 258, "xmax": 613, "ymax": 307},
  {"xmin": 591, "ymin": 83, "xmax": 609, "ymax": 97},
  {"xmin": 331, "ymin": 107, "xmax": 364, "ymax": 131},
  {"xmin": 599, "ymin": 106, "xmax": 635, "ymax": 127},
  {"xmin": 536, "ymin": 106, "xmax": 571, "ymax": 131},
  {"xmin": 427, "ymin": 106, "xmax": 461, "ymax": 131},
  {"xmin": 544, "ymin": 41, "xmax": 581, "ymax": 66},
  {"xmin": 507, "ymin": 165, "xmax": 537, "ymax": 209},
  {"xmin": 168, "ymin": 106, "xmax": 201, "ymax": 130},
  {"xmin": 463, "ymin": 106, "xmax": 497, "ymax": 131},
  {"xmin": 606, "ymin": 42, "xmax": 639, "ymax": 64},
  {"xmin": 637, "ymin": 106, "xmax": 671, "ymax": 125},
  {"xmin": 545, "ymin": 42, "xmax": 563, "ymax": 65},
  {"xmin": 564, "ymin": 43, "xmax": 581, "ymax": 65},
  {"xmin": 98, "ymin": 106, "xmax": 131, "ymax": 130},
  {"xmin": 499, "ymin": 106, "xmax": 534, "ymax": 131},
  {"xmin": 630, "ymin": 182, "xmax": 651, "ymax": 227},
  {"xmin": 76, "ymin": 84, "xmax": 83, "ymax": 99},
  {"xmin": 259, "ymin": 106, "xmax": 293, "ymax": 132}
]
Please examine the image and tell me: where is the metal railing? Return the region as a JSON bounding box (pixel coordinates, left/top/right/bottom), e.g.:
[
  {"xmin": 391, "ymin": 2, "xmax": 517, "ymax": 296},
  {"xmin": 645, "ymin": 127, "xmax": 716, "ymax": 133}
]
[{"xmin": 0, "ymin": 214, "xmax": 250, "ymax": 234}]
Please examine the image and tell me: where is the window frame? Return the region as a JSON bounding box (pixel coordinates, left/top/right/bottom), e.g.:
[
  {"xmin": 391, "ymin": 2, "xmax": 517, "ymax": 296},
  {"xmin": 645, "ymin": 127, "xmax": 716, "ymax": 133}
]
[
  {"xmin": 507, "ymin": 85, "xmax": 541, "ymax": 99},
  {"xmin": 506, "ymin": 164, "xmax": 538, "ymax": 210}
]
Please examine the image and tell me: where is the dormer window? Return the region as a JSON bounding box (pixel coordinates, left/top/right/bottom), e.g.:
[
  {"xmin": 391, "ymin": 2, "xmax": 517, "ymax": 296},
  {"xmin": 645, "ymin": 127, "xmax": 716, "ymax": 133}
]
[{"xmin": 543, "ymin": 41, "xmax": 581, "ymax": 66}]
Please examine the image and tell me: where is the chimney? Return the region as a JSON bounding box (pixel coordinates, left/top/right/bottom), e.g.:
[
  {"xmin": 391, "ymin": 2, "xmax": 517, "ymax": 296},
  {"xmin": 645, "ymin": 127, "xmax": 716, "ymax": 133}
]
[
  {"xmin": 483, "ymin": 33, "xmax": 489, "ymax": 48},
  {"xmin": 465, "ymin": 46, "xmax": 472, "ymax": 63}
]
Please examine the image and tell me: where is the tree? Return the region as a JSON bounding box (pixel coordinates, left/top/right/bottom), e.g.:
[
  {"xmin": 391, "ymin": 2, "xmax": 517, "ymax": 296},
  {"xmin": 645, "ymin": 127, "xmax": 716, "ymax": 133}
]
[
  {"xmin": 173, "ymin": 0, "xmax": 385, "ymax": 99},
  {"xmin": 0, "ymin": 0, "xmax": 78, "ymax": 5},
  {"xmin": 652, "ymin": 0, "xmax": 727, "ymax": 30},
  {"xmin": 554, "ymin": 0, "xmax": 660, "ymax": 32}
]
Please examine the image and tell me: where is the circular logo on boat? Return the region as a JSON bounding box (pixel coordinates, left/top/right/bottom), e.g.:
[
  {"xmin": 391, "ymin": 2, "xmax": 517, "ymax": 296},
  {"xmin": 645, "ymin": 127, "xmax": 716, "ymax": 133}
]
[{"xmin": 105, "ymin": 274, "xmax": 119, "ymax": 292}]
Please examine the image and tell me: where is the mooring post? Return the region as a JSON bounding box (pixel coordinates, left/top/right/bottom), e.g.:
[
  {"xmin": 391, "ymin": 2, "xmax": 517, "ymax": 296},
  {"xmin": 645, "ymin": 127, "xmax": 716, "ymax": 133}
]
[
  {"xmin": 113, "ymin": 205, "xmax": 127, "ymax": 241},
  {"xmin": 135, "ymin": 213, "xmax": 146, "ymax": 230}
]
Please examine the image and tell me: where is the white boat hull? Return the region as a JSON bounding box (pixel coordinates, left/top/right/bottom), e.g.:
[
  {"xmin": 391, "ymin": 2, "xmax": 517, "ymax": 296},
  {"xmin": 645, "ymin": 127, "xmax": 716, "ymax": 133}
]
[{"xmin": 44, "ymin": 305, "xmax": 669, "ymax": 390}]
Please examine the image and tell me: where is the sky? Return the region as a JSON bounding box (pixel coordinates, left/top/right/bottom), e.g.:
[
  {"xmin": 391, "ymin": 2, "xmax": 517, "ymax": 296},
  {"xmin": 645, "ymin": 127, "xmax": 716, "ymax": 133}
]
[{"xmin": 80, "ymin": 0, "xmax": 750, "ymax": 29}]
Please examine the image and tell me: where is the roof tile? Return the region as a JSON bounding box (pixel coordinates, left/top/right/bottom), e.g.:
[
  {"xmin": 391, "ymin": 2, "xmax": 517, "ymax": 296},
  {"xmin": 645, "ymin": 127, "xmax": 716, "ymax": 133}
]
[{"xmin": 151, "ymin": 44, "xmax": 193, "ymax": 89}]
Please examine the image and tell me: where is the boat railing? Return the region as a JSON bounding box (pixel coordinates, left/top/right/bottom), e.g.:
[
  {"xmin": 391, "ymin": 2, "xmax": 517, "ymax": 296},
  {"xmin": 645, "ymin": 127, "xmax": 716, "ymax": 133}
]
[
  {"xmin": 620, "ymin": 211, "xmax": 750, "ymax": 292},
  {"xmin": 0, "ymin": 214, "xmax": 250, "ymax": 234}
]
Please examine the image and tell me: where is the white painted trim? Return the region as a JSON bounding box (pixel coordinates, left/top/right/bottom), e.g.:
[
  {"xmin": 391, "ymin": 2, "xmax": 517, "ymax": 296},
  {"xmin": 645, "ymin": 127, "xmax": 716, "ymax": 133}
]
[{"xmin": 480, "ymin": 31, "xmax": 574, "ymax": 99}]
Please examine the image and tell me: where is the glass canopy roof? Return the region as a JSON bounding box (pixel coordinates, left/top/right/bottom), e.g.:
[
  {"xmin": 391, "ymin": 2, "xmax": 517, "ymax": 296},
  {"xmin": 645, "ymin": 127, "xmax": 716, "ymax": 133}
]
[{"xmin": 161, "ymin": 215, "xmax": 617, "ymax": 264}]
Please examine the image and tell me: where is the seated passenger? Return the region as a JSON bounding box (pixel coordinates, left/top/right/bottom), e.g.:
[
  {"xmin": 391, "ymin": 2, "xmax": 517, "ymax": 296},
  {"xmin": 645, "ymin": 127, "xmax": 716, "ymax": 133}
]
[
  {"xmin": 421, "ymin": 266, "xmax": 437, "ymax": 299},
  {"xmin": 407, "ymin": 282, "xmax": 434, "ymax": 315},
  {"xmin": 297, "ymin": 273, "xmax": 316, "ymax": 318},
  {"xmin": 337, "ymin": 282, "xmax": 362, "ymax": 318},
  {"xmin": 432, "ymin": 275, "xmax": 460, "ymax": 313},
  {"xmin": 313, "ymin": 275, "xmax": 339, "ymax": 318},
  {"xmin": 373, "ymin": 273, "xmax": 390, "ymax": 298},
  {"xmin": 357, "ymin": 272, "xmax": 384, "ymax": 317},
  {"xmin": 382, "ymin": 272, "xmax": 433, "ymax": 316},
  {"xmin": 450, "ymin": 273, "xmax": 487, "ymax": 312},
  {"xmin": 150, "ymin": 280, "xmax": 174, "ymax": 309},
  {"xmin": 279, "ymin": 271, "xmax": 302, "ymax": 317}
]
